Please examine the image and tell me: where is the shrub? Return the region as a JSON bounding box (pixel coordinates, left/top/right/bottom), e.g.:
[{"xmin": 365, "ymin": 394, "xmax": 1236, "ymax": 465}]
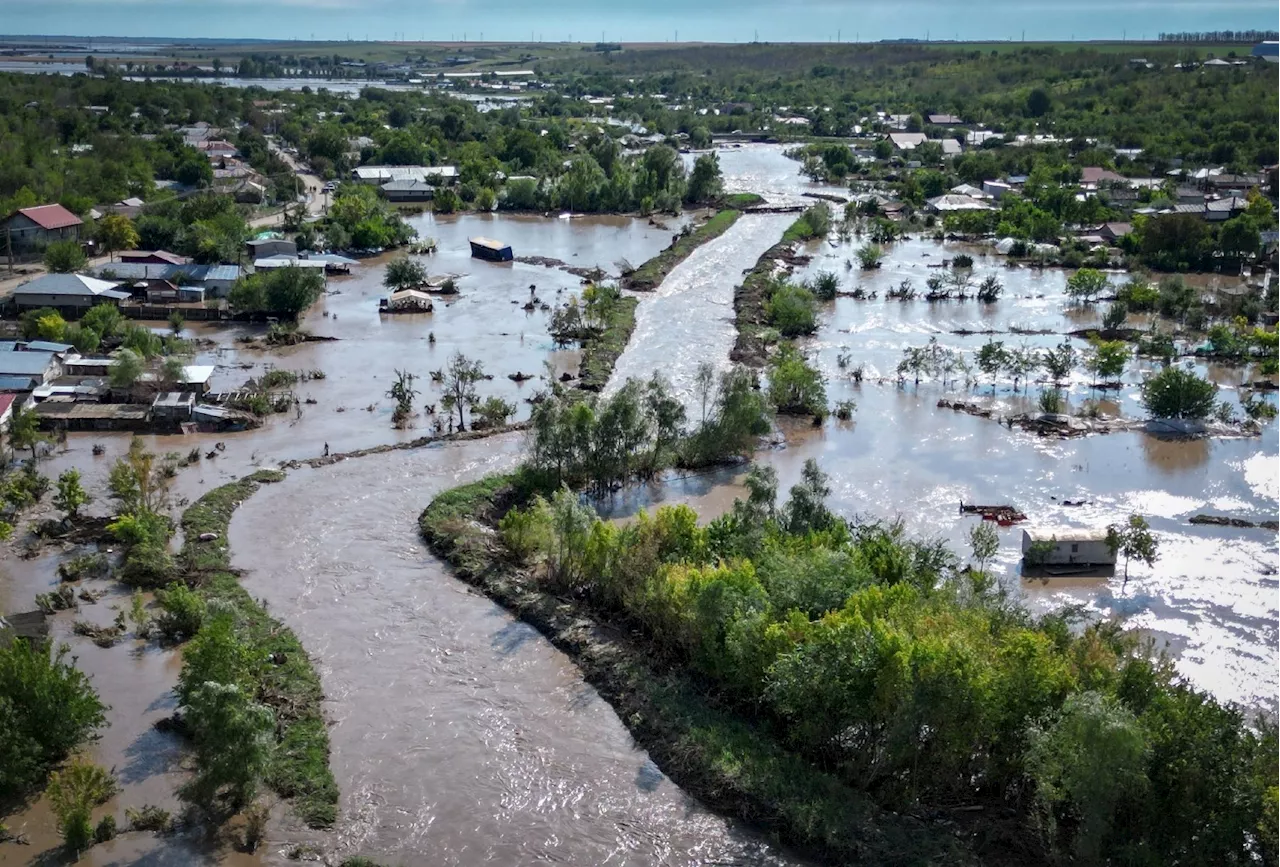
[
  {"xmin": 1038, "ymin": 388, "xmax": 1065, "ymax": 414},
  {"xmin": 119, "ymin": 543, "xmax": 177, "ymax": 588},
  {"xmin": 766, "ymin": 282, "xmax": 818, "ymax": 337},
  {"xmin": 808, "ymin": 270, "xmax": 839, "ymax": 302},
  {"xmin": 154, "ymin": 582, "xmax": 207, "ymax": 641},
  {"xmin": 856, "ymin": 243, "xmax": 884, "ymax": 269},
  {"xmin": 952, "ymin": 253, "xmax": 974, "ymax": 268},
  {"xmin": 47, "ymin": 759, "xmax": 117, "ymax": 853}
]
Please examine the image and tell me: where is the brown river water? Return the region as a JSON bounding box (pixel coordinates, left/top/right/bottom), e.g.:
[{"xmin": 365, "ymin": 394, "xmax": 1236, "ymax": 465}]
[{"xmin": 1, "ymin": 144, "xmax": 1275, "ymax": 864}]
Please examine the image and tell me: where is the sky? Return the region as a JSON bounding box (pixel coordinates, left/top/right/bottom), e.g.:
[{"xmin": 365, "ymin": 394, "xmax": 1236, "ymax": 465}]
[{"xmin": 0, "ymin": 0, "xmax": 1276, "ymax": 44}]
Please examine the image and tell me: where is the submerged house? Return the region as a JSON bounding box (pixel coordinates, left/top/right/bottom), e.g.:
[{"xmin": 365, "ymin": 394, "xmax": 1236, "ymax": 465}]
[
  {"xmin": 1021, "ymin": 528, "xmax": 1115, "ymax": 571},
  {"xmin": 469, "ymin": 237, "xmax": 513, "ymax": 262}
]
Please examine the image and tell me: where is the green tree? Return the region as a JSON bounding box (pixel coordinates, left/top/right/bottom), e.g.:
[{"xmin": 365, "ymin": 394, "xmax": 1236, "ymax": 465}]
[
  {"xmin": 96, "ymin": 214, "xmax": 140, "ymax": 262},
  {"xmin": 0, "ymin": 641, "xmax": 107, "ymax": 798},
  {"xmin": 768, "ymin": 343, "xmax": 826, "ymax": 417},
  {"xmin": 968, "ymin": 520, "xmax": 999, "ymax": 575},
  {"xmin": 685, "ymin": 152, "xmax": 723, "ymax": 205},
  {"xmin": 1139, "ymin": 365, "xmax": 1218, "ymax": 421},
  {"xmin": 766, "ymin": 282, "xmax": 818, "ymax": 337},
  {"xmin": 383, "ymin": 256, "xmax": 427, "ymax": 291},
  {"xmin": 782, "ymin": 459, "xmax": 836, "ymax": 535},
  {"xmin": 82, "ymin": 304, "xmax": 124, "ymax": 340},
  {"xmin": 43, "ymin": 240, "xmax": 87, "ymax": 273},
  {"xmin": 1085, "ymin": 338, "xmax": 1128, "ymax": 386},
  {"xmin": 1026, "ymin": 691, "xmax": 1149, "ymax": 859},
  {"xmin": 8, "ymin": 405, "xmax": 48, "ymax": 461},
  {"xmin": 1025, "ymin": 87, "xmax": 1052, "ymax": 117},
  {"xmin": 109, "ymin": 348, "xmax": 144, "ymax": 389},
  {"xmin": 53, "ymin": 469, "xmax": 90, "ymax": 520},
  {"xmin": 977, "ymin": 339, "xmax": 1007, "ymax": 391},
  {"xmin": 1066, "ymin": 268, "xmax": 1108, "ymax": 304},
  {"xmin": 440, "ymin": 351, "xmax": 484, "ymax": 431},
  {"xmin": 181, "ymin": 681, "xmax": 275, "ymax": 812},
  {"xmin": 1105, "ymin": 514, "xmax": 1160, "ymax": 583}
]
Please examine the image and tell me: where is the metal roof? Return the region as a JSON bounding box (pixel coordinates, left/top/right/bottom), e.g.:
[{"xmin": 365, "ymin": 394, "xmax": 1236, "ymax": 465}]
[
  {"xmin": 1022, "ymin": 527, "xmax": 1109, "ymax": 543},
  {"xmin": 24, "ymin": 341, "xmax": 73, "ymax": 353},
  {"xmin": 10, "ymin": 204, "xmax": 83, "ymax": 230},
  {"xmin": 0, "ymin": 352, "xmax": 56, "ymax": 376},
  {"xmin": 0, "ymin": 376, "xmax": 38, "ymax": 391},
  {"xmin": 94, "ymin": 263, "xmax": 240, "ymax": 283},
  {"xmin": 14, "ymin": 273, "xmax": 126, "ymax": 299}
]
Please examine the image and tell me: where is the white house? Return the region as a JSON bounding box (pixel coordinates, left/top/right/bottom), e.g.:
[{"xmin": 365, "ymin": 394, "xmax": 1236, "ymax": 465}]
[{"xmin": 1021, "ymin": 528, "xmax": 1115, "ymax": 568}]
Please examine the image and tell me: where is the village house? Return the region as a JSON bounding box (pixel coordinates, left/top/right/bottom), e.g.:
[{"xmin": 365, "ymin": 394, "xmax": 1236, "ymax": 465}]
[
  {"xmin": 927, "ymin": 113, "xmax": 963, "ymax": 126},
  {"xmin": 91, "ymin": 263, "xmax": 241, "ymax": 298},
  {"xmin": 0, "ymin": 346, "xmax": 62, "ymax": 391},
  {"xmin": 246, "ymin": 238, "xmax": 298, "ymax": 259},
  {"xmin": 10, "ymin": 273, "xmax": 129, "ymax": 312},
  {"xmin": 380, "ymin": 179, "xmax": 436, "ymax": 203},
  {"xmin": 1079, "ymin": 167, "xmax": 1127, "ymax": 191},
  {"xmin": 1021, "ymin": 528, "xmax": 1116, "ymax": 570},
  {"xmin": 0, "ymin": 393, "xmax": 15, "ymax": 433},
  {"xmin": 120, "ymin": 250, "xmax": 191, "ymax": 266},
  {"xmin": 0, "ymin": 204, "xmax": 84, "ymax": 253},
  {"xmin": 352, "ymin": 165, "xmax": 458, "ymax": 185},
  {"xmin": 887, "ymin": 132, "xmax": 927, "ymax": 151}
]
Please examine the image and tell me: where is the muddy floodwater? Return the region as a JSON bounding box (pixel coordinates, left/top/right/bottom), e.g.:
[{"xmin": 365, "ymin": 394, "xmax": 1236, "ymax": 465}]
[
  {"xmin": 2, "ymin": 144, "xmax": 1276, "ymax": 865},
  {"xmin": 226, "ymin": 438, "xmax": 806, "ymax": 866}
]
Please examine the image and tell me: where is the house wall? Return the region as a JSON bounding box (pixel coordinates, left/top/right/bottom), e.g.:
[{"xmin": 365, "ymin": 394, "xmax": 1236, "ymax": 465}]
[
  {"xmin": 11, "ymin": 292, "xmax": 117, "ymax": 311},
  {"xmin": 1021, "ymin": 534, "xmax": 1114, "ymax": 565},
  {"xmin": 2, "ymin": 214, "xmax": 82, "ymax": 252}
]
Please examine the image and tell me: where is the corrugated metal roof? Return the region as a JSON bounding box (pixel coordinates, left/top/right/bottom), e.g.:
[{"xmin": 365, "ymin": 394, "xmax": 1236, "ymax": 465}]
[
  {"xmin": 11, "ymin": 204, "xmax": 83, "ymax": 230},
  {"xmin": 0, "ymin": 352, "xmax": 55, "ymax": 376},
  {"xmin": 0, "ymin": 376, "xmax": 37, "ymax": 391},
  {"xmin": 14, "ymin": 273, "xmax": 125, "ymax": 298},
  {"xmin": 95, "ymin": 263, "xmax": 240, "ymax": 283}
]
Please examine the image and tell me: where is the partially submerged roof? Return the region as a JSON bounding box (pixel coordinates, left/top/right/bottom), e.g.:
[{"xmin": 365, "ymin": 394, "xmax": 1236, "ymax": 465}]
[
  {"xmin": 469, "ymin": 237, "xmax": 510, "ymax": 250},
  {"xmin": 180, "ymin": 365, "xmax": 215, "ymax": 385}
]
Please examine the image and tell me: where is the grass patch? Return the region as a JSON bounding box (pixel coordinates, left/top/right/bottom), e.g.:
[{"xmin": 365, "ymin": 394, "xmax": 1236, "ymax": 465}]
[
  {"xmin": 624, "ymin": 208, "xmax": 743, "ymax": 291},
  {"xmin": 720, "ymin": 192, "xmax": 765, "ymax": 209},
  {"xmin": 576, "ymin": 296, "xmax": 638, "ymax": 392},
  {"xmin": 178, "ymin": 468, "xmax": 337, "ymax": 828},
  {"xmin": 417, "ymin": 476, "xmax": 976, "ymax": 866}
]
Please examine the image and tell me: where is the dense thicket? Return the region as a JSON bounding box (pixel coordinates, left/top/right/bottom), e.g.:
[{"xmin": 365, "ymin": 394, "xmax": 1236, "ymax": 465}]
[{"xmin": 486, "ymin": 459, "xmax": 1278, "ymax": 864}]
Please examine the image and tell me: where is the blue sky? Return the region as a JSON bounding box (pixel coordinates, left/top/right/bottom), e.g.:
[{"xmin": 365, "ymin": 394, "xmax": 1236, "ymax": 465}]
[{"xmin": 0, "ymin": 0, "xmax": 1275, "ymax": 43}]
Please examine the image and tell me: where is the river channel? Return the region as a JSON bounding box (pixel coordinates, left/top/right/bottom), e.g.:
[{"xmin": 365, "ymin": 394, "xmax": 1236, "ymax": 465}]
[{"xmin": 1, "ymin": 144, "xmax": 1275, "ymax": 864}]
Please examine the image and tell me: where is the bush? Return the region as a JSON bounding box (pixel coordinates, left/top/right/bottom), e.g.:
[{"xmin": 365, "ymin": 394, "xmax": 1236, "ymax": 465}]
[
  {"xmin": 1140, "ymin": 366, "xmax": 1218, "ymax": 420},
  {"xmin": 47, "ymin": 759, "xmax": 117, "ymax": 853},
  {"xmin": 808, "ymin": 270, "xmax": 839, "ymax": 301},
  {"xmin": 766, "ymin": 282, "xmax": 818, "ymax": 337},
  {"xmin": 0, "ymin": 642, "xmax": 107, "ymax": 798},
  {"xmin": 856, "ymin": 243, "xmax": 884, "ymax": 269},
  {"xmin": 43, "ymin": 240, "xmax": 88, "ymax": 273},
  {"xmin": 155, "ymin": 582, "xmax": 207, "ymax": 641},
  {"xmin": 119, "ymin": 543, "xmax": 177, "ymax": 588},
  {"xmin": 472, "ymin": 396, "xmax": 516, "ymax": 429},
  {"xmin": 1038, "ymin": 388, "xmax": 1065, "ymax": 414}
]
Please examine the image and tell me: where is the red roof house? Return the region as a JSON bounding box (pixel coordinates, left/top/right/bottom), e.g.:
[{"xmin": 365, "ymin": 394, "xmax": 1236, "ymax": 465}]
[{"xmin": 1, "ymin": 204, "xmax": 84, "ymax": 252}]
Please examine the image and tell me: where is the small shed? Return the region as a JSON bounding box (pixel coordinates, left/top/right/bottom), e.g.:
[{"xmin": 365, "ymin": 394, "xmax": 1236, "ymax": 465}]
[
  {"xmin": 247, "ymin": 238, "xmax": 298, "ymax": 259},
  {"xmin": 469, "ymin": 237, "xmax": 513, "ymax": 262},
  {"xmin": 1021, "ymin": 528, "xmax": 1115, "ymax": 568},
  {"xmin": 180, "ymin": 365, "xmax": 215, "ymax": 396},
  {"xmin": 152, "ymin": 391, "xmax": 196, "ymax": 421}
]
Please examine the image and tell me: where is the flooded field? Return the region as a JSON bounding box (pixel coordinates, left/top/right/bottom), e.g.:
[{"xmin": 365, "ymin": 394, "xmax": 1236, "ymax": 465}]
[{"xmin": 2, "ymin": 144, "xmax": 1276, "ymax": 865}]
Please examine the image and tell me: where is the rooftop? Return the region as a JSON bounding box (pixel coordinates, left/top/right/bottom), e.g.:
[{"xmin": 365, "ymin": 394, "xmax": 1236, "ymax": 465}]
[
  {"xmin": 14, "ymin": 273, "xmax": 128, "ymax": 300},
  {"xmin": 10, "ymin": 203, "xmax": 83, "ymax": 231}
]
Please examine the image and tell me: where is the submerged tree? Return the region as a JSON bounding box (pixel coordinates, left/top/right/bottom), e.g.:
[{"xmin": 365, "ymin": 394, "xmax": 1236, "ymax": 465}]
[
  {"xmin": 387, "ymin": 368, "xmax": 419, "ymax": 425},
  {"xmin": 383, "ymin": 256, "xmax": 428, "ymax": 291},
  {"xmin": 1106, "ymin": 514, "xmax": 1160, "ymax": 584},
  {"xmin": 439, "ymin": 351, "xmax": 484, "ymax": 431}
]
